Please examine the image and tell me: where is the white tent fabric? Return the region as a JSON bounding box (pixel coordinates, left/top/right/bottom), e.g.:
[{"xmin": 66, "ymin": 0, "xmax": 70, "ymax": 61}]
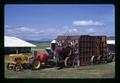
[
  {"xmin": 50, "ymin": 39, "xmax": 115, "ymax": 45},
  {"xmin": 4, "ymin": 36, "xmax": 36, "ymax": 47},
  {"xmin": 51, "ymin": 40, "xmax": 57, "ymax": 43},
  {"xmin": 107, "ymin": 40, "xmax": 115, "ymax": 45}
]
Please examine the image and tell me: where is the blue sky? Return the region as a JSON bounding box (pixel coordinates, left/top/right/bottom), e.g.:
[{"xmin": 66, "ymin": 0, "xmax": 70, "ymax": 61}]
[{"xmin": 5, "ymin": 4, "xmax": 115, "ymax": 41}]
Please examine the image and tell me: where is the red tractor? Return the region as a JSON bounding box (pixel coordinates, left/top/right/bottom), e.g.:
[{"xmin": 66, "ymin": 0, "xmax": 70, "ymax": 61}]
[
  {"xmin": 29, "ymin": 52, "xmax": 49, "ymax": 70},
  {"xmin": 29, "ymin": 47, "xmax": 57, "ymax": 70}
]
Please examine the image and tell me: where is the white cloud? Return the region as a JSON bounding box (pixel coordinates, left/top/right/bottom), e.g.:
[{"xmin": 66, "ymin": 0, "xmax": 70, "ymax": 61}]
[
  {"xmin": 87, "ymin": 28, "xmax": 95, "ymax": 32},
  {"xmin": 16, "ymin": 27, "xmax": 36, "ymax": 32},
  {"xmin": 5, "ymin": 25, "xmax": 65, "ymax": 40},
  {"xmin": 5, "ymin": 24, "xmax": 113, "ymax": 40},
  {"xmin": 5, "ymin": 25, "xmax": 11, "ymax": 28},
  {"xmin": 72, "ymin": 20, "xmax": 104, "ymax": 26},
  {"xmin": 85, "ymin": 28, "xmax": 96, "ymax": 35},
  {"xmin": 73, "ymin": 28, "xmax": 77, "ymax": 32},
  {"xmin": 68, "ymin": 28, "xmax": 77, "ymax": 32}
]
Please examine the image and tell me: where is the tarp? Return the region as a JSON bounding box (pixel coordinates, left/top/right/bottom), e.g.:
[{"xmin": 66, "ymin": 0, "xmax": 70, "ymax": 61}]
[
  {"xmin": 107, "ymin": 40, "xmax": 115, "ymax": 45},
  {"xmin": 4, "ymin": 36, "xmax": 36, "ymax": 47}
]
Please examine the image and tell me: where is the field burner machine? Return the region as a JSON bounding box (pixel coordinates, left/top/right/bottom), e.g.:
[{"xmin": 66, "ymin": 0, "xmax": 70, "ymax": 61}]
[{"xmin": 46, "ymin": 35, "xmax": 115, "ymax": 68}]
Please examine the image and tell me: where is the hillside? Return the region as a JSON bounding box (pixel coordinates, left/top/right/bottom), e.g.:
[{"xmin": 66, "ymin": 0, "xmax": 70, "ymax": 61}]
[{"xmin": 26, "ymin": 36, "xmax": 115, "ymax": 44}]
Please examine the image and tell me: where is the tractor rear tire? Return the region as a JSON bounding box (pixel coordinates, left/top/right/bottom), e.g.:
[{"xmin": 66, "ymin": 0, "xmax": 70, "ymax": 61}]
[
  {"xmin": 64, "ymin": 57, "xmax": 72, "ymax": 67},
  {"xmin": 7, "ymin": 63, "xmax": 13, "ymax": 70},
  {"xmin": 30, "ymin": 58, "xmax": 41, "ymax": 70},
  {"xmin": 13, "ymin": 62, "xmax": 23, "ymax": 72}
]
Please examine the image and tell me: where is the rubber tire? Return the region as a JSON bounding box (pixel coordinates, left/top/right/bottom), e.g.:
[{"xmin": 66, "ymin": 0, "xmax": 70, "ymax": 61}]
[
  {"xmin": 90, "ymin": 56, "xmax": 98, "ymax": 64},
  {"xmin": 112, "ymin": 56, "xmax": 115, "ymax": 62},
  {"xmin": 107, "ymin": 54, "xmax": 113, "ymax": 63},
  {"xmin": 30, "ymin": 58, "xmax": 41, "ymax": 70},
  {"xmin": 64, "ymin": 57, "xmax": 72, "ymax": 67},
  {"xmin": 13, "ymin": 62, "xmax": 22, "ymax": 72},
  {"xmin": 107, "ymin": 57, "xmax": 112, "ymax": 63},
  {"xmin": 97, "ymin": 56, "xmax": 101, "ymax": 64},
  {"xmin": 90, "ymin": 56, "xmax": 95, "ymax": 64},
  {"xmin": 6, "ymin": 63, "xmax": 13, "ymax": 70},
  {"xmin": 93, "ymin": 56, "xmax": 98, "ymax": 64},
  {"xmin": 22, "ymin": 63, "xmax": 30, "ymax": 69}
]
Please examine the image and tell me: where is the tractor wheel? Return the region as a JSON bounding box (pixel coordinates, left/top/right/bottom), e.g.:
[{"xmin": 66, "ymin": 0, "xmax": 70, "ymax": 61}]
[
  {"xmin": 13, "ymin": 62, "xmax": 23, "ymax": 72},
  {"xmin": 64, "ymin": 57, "xmax": 72, "ymax": 67},
  {"xmin": 31, "ymin": 59, "xmax": 41, "ymax": 70},
  {"xmin": 7, "ymin": 63, "xmax": 13, "ymax": 70}
]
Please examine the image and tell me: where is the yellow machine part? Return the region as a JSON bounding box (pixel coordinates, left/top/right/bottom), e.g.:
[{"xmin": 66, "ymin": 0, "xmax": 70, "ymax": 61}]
[{"xmin": 8, "ymin": 54, "xmax": 32, "ymax": 64}]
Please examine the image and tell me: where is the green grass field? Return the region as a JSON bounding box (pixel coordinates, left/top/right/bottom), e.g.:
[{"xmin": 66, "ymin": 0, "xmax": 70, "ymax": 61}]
[
  {"xmin": 31, "ymin": 43, "xmax": 50, "ymax": 54},
  {"xmin": 4, "ymin": 43, "xmax": 115, "ymax": 79}
]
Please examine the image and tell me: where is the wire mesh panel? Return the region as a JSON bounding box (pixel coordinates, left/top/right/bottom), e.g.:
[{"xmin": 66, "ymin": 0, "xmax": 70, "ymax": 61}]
[{"xmin": 56, "ymin": 35, "xmax": 107, "ymax": 66}]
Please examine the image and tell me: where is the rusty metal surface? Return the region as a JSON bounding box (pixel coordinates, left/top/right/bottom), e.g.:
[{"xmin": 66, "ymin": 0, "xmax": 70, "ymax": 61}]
[{"xmin": 55, "ymin": 35, "xmax": 107, "ymax": 66}]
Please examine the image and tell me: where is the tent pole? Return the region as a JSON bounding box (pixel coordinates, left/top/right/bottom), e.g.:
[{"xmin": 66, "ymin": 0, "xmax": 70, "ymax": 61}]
[{"xmin": 16, "ymin": 48, "xmax": 18, "ymax": 54}]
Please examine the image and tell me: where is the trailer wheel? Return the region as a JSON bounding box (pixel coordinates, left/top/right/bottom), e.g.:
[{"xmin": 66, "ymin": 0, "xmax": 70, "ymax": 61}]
[
  {"xmin": 92, "ymin": 56, "xmax": 98, "ymax": 64},
  {"xmin": 90, "ymin": 56, "xmax": 95, "ymax": 64},
  {"xmin": 90, "ymin": 56, "xmax": 98, "ymax": 64},
  {"xmin": 7, "ymin": 63, "xmax": 13, "ymax": 70},
  {"xmin": 30, "ymin": 58, "xmax": 41, "ymax": 70},
  {"xmin": 13, "ymin": 62, "xmax": 22, "ymax": 72},
  {"xmin": 107, "ymin": 54, "xmax": 113, "ymax": 63},
  {"xmin": 112, "ymin": 56, "xmax": 115, "ymax": 62},
  {"xmin": 100, "ymin": 56, "xmax": 106, "ymax": 63},
  {"xmin": 97, "ymin": 56, "xmax": 101, "ymax": 64},
  {"xmin": 64, "ymin": 57, "xmax": 72, "ymax": 67}
]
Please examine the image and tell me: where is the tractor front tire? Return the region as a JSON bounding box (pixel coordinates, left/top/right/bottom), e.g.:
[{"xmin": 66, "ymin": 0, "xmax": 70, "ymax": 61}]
[{"xmin": 30, "ymin": 58, "xmax": 41, "ymax": 70}]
